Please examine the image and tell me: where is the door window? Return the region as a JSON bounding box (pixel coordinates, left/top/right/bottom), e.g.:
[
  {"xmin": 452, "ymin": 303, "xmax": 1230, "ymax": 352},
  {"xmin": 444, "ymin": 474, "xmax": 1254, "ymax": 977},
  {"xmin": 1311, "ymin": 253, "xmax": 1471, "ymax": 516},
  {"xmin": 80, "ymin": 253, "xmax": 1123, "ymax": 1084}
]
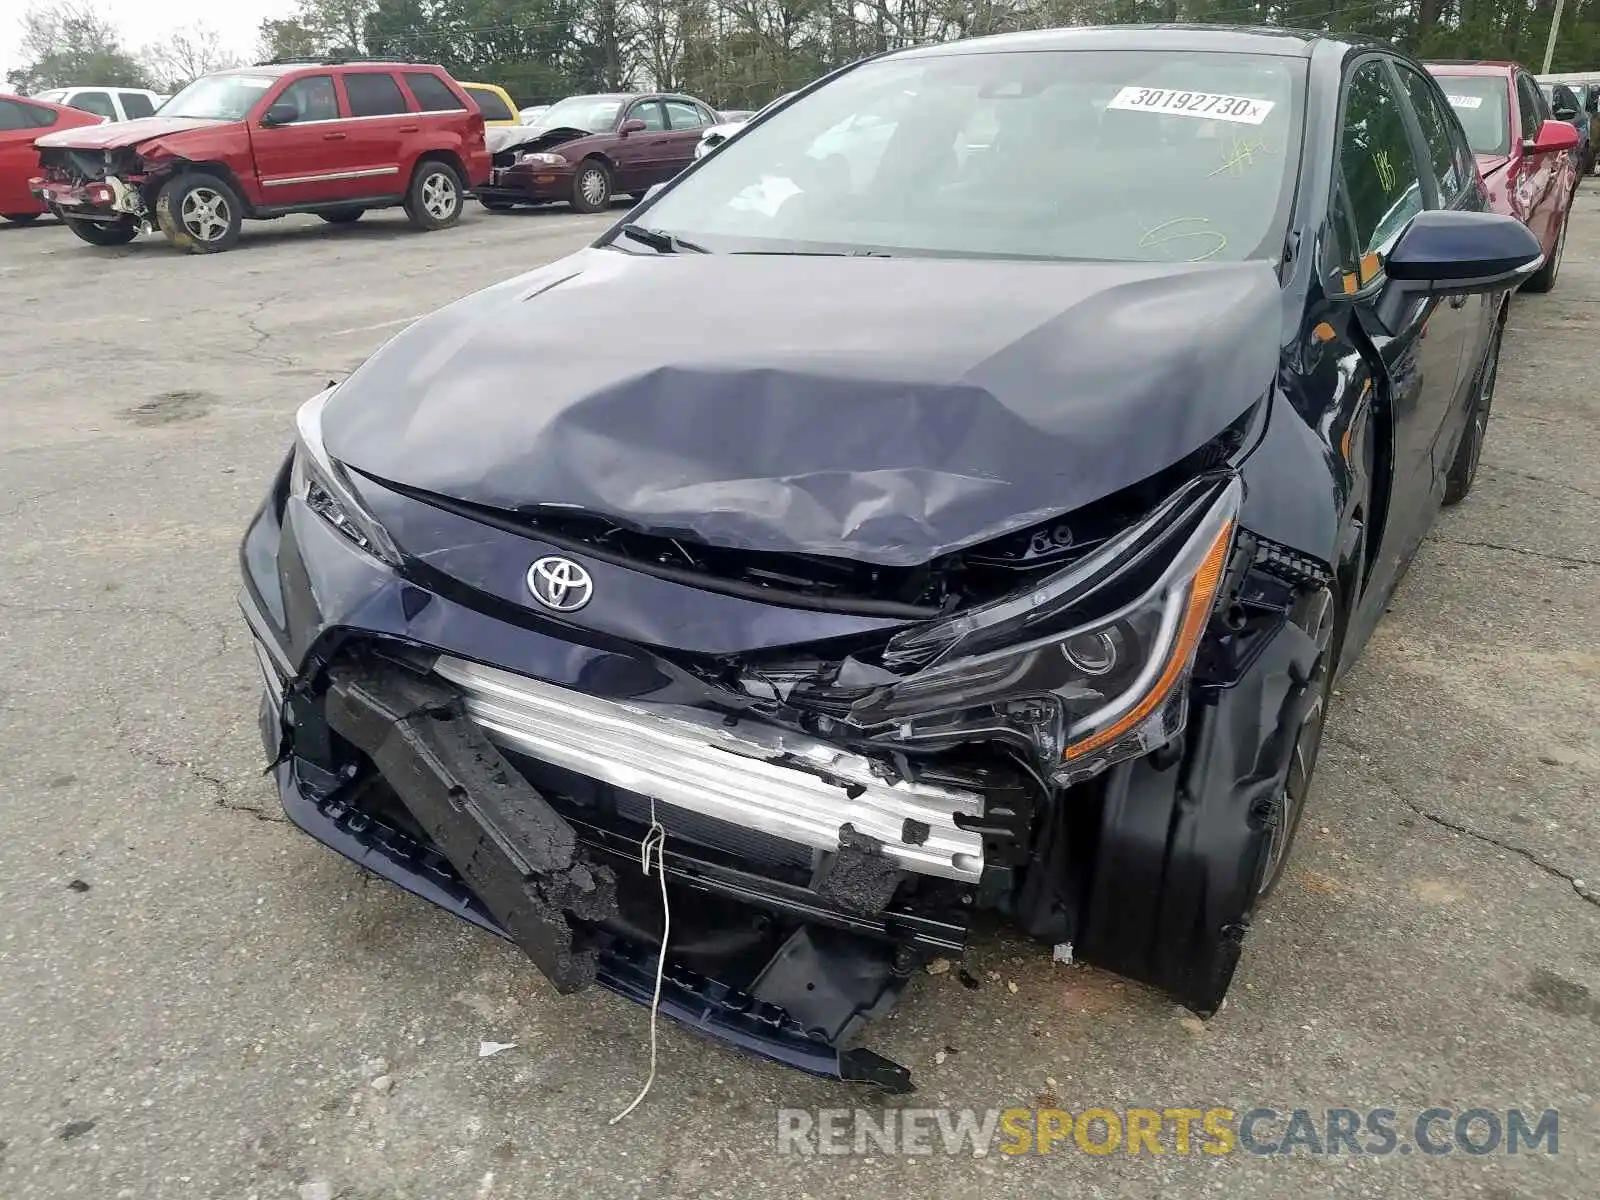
[
  {"xmin": 122, "ymin": 92, "xmax": 155, "ymax": 119},
  {"xmin": 70, "ymin": 91, "xmax": 116, "ymax": 119},
  {"xmin": 664, "ymin": 100, "xmax": 706, "ymax": 130},
  {"xmin": 1397, "ymin": 67, "xmax": 1465, "ymax": 201},
  {"xmin": 627, "ymin": 101, "xmax": 667, "ymax": 131},
  {"xmin": 404, "ymin": 72, "xmax": 466, "ymax": 112},
  {"xmin": 345, "ymin": 73, "xmax": 408, "ymax": 118},
  {"xmin": 1516, "ymin": 73, "xmax": 1544, "ymax": 140},
  {"xmin": 1338, "ymin": 59, "xmax": 1427, "ymax": 282},
  {"xmin": 464, "ymin": 86, "xmax": 514, "ymax": 122},
  {"xmin": 275, "ymin": 75, "xmax": 340, "ymax": 122}
]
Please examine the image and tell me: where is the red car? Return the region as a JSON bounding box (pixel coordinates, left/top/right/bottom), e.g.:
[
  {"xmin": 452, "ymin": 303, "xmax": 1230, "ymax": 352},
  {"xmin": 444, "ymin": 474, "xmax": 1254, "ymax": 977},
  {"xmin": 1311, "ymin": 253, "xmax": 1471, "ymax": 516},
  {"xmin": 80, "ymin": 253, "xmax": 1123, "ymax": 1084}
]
[
  {"xmin": 29, "ymin": 61, "xmax": 491, "ymax": 253},
  {"xmin": 478, "ymin": 92, "xmax": 720, "ymax": 212},
  {"xmin": 1427, "ymin": 60, "xmax": 1580, "ymax": 291},
  {"xmin": 0, "ymin": 93, "xmax": 103, "ymax": 225}
]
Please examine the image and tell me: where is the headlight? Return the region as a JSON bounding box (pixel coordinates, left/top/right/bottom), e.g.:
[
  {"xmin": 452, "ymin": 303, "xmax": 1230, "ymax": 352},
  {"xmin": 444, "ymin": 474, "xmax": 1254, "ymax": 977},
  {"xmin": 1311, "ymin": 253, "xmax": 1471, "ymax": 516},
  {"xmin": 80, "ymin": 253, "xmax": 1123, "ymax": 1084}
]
[
  {"xmin": 848, "ymin": 475, "xmax": 1241, "ymax": 785},
  {"xmin": 517, "ymin": 151, "xmax": 567, "ymax": 166},
  {"xmin": 289, "ymin": 388, "xmax": 401, "ymax": 566}
]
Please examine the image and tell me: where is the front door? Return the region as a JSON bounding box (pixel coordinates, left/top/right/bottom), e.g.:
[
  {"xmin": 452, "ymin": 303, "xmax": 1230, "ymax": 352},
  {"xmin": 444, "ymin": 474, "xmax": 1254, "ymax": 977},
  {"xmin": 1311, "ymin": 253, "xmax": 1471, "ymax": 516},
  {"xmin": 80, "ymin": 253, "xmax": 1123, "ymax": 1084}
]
[
  {"xmin": 1340, "ymin": 58, "xmax": 1466, "ymax": 581},
  {"xmin": 613, "ymin": 100, "xmax": 671, "ymax": 190},
  {"xmin": 250, "ymin": 74, "xmax": 355, "ymax": 206}
]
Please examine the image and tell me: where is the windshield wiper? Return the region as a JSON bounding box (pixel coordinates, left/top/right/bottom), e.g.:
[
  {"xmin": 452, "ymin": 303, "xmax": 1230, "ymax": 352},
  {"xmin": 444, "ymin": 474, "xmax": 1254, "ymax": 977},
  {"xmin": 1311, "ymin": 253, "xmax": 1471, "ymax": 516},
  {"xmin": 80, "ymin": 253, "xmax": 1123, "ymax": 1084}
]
[{"xmin": 619, "ymin": 225, "xmax": 709, "ymax": 254}]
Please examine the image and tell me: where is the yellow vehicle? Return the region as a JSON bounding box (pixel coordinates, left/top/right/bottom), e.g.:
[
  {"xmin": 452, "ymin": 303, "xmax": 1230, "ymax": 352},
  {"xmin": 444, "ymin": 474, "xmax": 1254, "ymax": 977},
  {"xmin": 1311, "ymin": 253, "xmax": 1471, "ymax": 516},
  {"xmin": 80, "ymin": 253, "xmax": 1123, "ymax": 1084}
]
[{"xmin": 458, "ymin": 82, "xmax": 519, "ymax": 126}]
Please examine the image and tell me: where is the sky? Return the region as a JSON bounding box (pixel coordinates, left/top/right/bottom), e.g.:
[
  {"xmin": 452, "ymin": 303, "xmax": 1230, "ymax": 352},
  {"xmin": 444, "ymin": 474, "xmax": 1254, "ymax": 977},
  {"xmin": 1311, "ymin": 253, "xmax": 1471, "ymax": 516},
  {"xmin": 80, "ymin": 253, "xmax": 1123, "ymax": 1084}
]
[{"xmin": 1, "ymin": 1, "xmax": 292, "ymax": 84}]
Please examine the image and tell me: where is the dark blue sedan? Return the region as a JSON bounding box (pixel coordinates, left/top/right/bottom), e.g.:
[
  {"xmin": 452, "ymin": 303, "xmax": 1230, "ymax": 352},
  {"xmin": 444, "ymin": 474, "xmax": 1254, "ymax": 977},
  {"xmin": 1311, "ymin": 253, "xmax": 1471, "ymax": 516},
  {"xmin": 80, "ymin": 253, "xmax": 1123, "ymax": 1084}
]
[{"xmin": 239, "ymin": 25, "xmax": 1540, "ymax": 1090}]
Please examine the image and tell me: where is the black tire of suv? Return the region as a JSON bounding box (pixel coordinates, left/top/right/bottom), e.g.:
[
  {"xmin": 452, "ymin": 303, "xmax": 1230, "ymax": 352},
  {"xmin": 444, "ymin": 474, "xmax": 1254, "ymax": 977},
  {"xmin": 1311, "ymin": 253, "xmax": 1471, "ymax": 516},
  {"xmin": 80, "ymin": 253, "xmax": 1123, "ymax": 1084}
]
[
  {"xmin": 63, "ymin": 217, "xmax": 139, "ymax": 246},
  {"xmin": 319, "ymin": 208, "xmax": 365, "ymax": 224},
  {"xmin": 570, "ymin": 159, "xmax": 612, "ymax": 213},
  {"xmin": 155, "ymin": 172, "xmax": 244, "ymax": 254},
  {"xmin": 404, "ymin": 159, "xmax": 464, "ymax": 231},
  {"xmin": 2, "ymin": 212, "xmax": 42, "ymax": 225}
]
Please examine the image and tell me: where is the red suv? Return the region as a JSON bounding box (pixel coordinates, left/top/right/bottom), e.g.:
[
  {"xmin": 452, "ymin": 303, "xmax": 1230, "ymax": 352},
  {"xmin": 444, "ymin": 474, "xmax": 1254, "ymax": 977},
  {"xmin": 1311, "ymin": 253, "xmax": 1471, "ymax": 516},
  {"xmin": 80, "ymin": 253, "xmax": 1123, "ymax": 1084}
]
[{"xmin": 29, "ymin": 61, "xmax": 491, "ymax": 253}]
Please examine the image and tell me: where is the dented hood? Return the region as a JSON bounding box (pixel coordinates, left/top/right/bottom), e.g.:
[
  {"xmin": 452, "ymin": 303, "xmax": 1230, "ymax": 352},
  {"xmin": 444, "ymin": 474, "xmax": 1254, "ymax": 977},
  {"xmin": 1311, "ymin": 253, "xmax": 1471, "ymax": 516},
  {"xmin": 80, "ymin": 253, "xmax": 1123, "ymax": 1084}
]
[
  {"xmin": 323, "ymin": 248, "xmax": 1282, "ymax": 566},
  {"xmin": 34, "ymin": 114, "xmax": 228, "ymax": 150}
]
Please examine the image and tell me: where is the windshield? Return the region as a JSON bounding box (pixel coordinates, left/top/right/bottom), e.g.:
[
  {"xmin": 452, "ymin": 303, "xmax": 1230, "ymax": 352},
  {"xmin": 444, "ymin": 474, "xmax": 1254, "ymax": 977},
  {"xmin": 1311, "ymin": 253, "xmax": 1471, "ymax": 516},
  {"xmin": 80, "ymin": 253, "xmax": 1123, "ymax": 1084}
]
[
  {"xmin": 633, "ymin": 50, "xmax": 1304, "ymax": 263},
  {"xmin": 160, "ymin": 73, "xmax": 274, "ymax": 121},
  {"xmin": 533, "ymin": 95, "xmax": 622, "ymax": 133},
  {"xmin": 1432, "ymin": 75, "xmax": 1512, "ymax": 156}
]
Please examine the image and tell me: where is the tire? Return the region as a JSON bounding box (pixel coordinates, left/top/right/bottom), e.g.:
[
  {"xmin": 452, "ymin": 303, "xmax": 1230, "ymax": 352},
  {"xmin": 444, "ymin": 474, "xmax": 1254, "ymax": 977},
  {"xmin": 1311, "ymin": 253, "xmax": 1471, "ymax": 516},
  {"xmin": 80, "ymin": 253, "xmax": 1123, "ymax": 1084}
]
[
  {"xmin": 478, "ymin": 197, "xmax": 516, "ymax": 211},
  {"xmin": 2, "ymin": 212, "xmax": 41, "ymax": 225},
  {"xmin": 63, "ymin": 216, "xmax": 138, "ymax": 246},
  {"xmin": 1522, "ymin": 211, "xmax": 1566, "ymax": 293},
  {"xmin": 570, "ymin": 159, "xmax": 612, "ymax": 213},
  {"xmin": 155, "ymin": 172, "xmax": 243, "ymax": 253},
  {"xmin": 404, "ymin": 159, "xmax": 464, "ymax": 230},
  {"xmin": 1443, "ymin": 318, "xmax": 1502, "ymax": 506},
  {"xmin": 318, "ymin": 207, "xmax": 365, "ymax": 224},
  {"xmin": 1255, "ymin": 587, "xmax": 1340, "ymax": 899}
]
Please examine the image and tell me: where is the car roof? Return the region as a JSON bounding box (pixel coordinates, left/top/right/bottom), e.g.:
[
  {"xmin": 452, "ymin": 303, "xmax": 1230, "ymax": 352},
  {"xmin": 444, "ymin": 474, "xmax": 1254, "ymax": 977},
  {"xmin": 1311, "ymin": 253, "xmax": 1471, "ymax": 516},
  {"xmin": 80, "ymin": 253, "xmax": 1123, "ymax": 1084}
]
[{"xmin": 886, "ymin": 23, "xmax": 1341, "ymax": 60}]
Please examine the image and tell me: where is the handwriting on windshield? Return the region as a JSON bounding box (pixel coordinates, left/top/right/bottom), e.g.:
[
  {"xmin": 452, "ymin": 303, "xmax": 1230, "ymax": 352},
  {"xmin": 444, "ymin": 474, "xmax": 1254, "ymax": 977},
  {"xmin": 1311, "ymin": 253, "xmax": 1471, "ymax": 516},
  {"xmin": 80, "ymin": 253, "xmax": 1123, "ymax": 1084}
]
[
  {"xmin": 1139, "ymin": 216, "xmax": 1228, "ymax": 262},
  {"xmin": 1208, "ymin": 136, "xmax": 1274, "ymax": 178}
]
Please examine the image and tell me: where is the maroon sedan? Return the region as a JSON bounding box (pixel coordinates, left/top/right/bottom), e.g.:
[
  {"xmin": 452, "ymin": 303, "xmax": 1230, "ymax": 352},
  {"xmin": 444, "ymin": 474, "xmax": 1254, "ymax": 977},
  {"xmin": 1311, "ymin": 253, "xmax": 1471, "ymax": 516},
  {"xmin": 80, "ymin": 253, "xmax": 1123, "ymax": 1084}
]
[
  {"xmin": 478, "ymin": 92, "xmax": 719, "ymax": 213},
  {"xmin": 1427, "ymin": 60, "xmax": 1580, "ymax": 291}
]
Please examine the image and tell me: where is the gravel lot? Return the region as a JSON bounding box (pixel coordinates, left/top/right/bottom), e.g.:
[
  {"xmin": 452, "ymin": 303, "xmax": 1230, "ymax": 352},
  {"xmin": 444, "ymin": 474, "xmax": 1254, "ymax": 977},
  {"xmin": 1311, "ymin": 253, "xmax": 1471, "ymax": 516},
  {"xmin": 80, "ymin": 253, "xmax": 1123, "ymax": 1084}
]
[{"xmin": 1, "ymin": 197, "xmax": 1596, "ymax": 1200}]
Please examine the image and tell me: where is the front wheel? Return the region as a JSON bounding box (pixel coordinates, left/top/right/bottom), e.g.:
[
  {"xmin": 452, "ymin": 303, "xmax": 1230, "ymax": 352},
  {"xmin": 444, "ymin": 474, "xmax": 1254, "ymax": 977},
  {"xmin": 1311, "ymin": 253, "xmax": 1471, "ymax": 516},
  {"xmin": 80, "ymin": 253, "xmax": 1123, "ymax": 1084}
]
[
  {"xmin": 570, "ymin": 160, "xmax": 612, "ymax": 213},
  {"xmin": 155, "ymin": 172, "xmax": 243, "ymax": 253},
  {"xmin": 1256, "ymin": 587, "xmax": 1339, "ymax": 899},
  {"xmin": 2, "ymin": 212, "xmax": 41, "ymax": 225},
  {"xmin": 404, "ymin": 161, "xmax": 463, "ymax": 230},
  {"xmin": 1443, "ymin": 319, "xmax": 1502, "ymax": 506},
  {"xmin": 63, "ymin": 216, "xmax": 139, "ymax": 246}
]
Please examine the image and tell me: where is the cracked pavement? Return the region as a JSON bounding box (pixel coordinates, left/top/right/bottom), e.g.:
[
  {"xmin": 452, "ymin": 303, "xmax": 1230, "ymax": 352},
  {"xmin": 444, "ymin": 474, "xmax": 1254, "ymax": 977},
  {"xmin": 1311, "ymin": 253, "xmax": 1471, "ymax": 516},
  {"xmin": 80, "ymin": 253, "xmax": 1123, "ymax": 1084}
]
[{"xmin": 1, "ymin": 198, "xmax": 1597, "ymax": 1199}]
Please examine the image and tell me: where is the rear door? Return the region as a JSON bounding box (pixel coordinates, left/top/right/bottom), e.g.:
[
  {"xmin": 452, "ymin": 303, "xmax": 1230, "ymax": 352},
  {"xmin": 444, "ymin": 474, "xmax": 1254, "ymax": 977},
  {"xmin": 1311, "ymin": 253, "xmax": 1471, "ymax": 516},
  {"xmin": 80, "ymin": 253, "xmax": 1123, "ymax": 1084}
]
[
  {"xmin": 251, "ymin": 73, "xmax": 353, "ymax": 206},
  {"xmin": 338, "ymin": 71, "xmax": 413, "ymax": 200},
  {"xmin": 661, "ymin": 98, "xmax": 712, "ymax": 176}
]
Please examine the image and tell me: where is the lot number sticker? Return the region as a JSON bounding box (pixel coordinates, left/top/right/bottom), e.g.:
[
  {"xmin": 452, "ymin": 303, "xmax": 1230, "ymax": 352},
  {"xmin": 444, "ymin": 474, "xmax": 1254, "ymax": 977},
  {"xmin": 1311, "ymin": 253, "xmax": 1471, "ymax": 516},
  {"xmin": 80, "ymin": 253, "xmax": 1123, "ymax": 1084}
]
[
  {"xmin": 1107, "ymin": 86, "xmax": 1275, "ymax": 125},
  {"xmin": 1445, "ymin": 94, "xmax": 1484, "ymax": 109}
]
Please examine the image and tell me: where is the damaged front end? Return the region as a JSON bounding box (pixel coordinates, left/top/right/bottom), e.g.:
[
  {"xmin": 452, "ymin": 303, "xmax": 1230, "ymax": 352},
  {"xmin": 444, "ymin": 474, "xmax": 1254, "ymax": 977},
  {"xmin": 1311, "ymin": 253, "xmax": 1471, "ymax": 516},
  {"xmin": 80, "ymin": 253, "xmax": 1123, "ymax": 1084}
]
[
  {"xmin": 242, "ymin": 387, "xmax": 1330, "ymax": 1089},
  {"xmin": 32, "ymin": 145, "xmax": 157, "ymax": 229}
]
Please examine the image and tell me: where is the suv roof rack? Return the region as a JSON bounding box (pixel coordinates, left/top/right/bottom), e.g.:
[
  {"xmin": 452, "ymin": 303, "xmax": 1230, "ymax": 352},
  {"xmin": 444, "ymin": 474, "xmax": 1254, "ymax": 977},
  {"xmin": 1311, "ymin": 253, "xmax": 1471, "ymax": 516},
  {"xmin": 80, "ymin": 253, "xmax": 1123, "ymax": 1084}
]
[{"xmin": 253, "ymin": 56, "xmax": 423, "ymax": 67}]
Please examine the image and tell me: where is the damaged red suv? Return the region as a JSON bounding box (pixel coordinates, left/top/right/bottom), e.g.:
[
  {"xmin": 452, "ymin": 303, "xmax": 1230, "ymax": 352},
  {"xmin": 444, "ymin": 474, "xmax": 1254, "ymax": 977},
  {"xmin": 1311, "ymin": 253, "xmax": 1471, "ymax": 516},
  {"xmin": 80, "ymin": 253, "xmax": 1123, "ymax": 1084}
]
[{"xmin": 30, "ymin": 61, "xmax": 490, "ymax": 253}]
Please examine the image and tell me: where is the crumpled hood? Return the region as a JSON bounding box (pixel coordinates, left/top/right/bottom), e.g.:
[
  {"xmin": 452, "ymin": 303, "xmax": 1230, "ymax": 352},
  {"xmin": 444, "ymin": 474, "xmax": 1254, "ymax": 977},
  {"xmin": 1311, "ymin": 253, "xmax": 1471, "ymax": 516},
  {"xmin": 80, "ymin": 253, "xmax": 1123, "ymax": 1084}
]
[
  {"xmin": 488, "ymin": 126, "xmax": 591, "ymax": 155},
  {"xmin": 34, "ymin": 114, "xmax": 227, "ymax": 150},
  {"xmin": 1475, "ymin": 151, "xmax": 1512, "ymax": 178},
  {"xmin": 324, "ymin": 248, "xmax": 1281, "ymax": 566}
]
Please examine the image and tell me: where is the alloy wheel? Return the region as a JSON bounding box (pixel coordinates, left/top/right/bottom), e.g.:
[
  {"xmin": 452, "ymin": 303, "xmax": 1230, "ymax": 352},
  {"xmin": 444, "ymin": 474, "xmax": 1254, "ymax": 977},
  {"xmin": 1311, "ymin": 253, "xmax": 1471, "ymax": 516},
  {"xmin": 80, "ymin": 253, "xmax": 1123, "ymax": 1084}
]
[
  {"xmin": 421, "ymin": 171, "xmax": 458, "ymax": 221},
  {"xmin": 180, "ymin": 187, "xmax": 231, "ymax": 243}
]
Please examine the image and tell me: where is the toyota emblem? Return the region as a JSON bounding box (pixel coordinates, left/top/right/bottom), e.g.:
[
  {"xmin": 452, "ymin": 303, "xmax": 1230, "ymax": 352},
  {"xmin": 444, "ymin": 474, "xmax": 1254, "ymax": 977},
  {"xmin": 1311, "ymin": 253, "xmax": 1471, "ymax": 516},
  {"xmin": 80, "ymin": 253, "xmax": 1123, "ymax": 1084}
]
[{"xmin": 526, "ymin": 556, "xmax": 594, "ymax": 613}]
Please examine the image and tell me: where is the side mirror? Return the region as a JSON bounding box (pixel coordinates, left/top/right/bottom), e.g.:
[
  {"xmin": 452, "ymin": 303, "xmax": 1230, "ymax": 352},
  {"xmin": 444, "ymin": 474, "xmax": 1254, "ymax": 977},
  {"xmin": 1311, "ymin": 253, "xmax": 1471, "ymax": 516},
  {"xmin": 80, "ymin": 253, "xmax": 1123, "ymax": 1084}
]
[
  {"xmin": 1527, "ymin": 118, "xmax": 1580, "ymax": 154},
  {"xmin": 1380, "ymin": 208, "xmax": 1541, "ymax": 319},
  {"xmin": 1554, "ymin": 105, "xmax": 1579, "ymax": 122},
  {"xmin": 619, "ymin": 118, "xmax": 647, "ymax": 136},
  {"xmin": 261, "ymin": 103, "xmax": 298, "ymax": 127}
]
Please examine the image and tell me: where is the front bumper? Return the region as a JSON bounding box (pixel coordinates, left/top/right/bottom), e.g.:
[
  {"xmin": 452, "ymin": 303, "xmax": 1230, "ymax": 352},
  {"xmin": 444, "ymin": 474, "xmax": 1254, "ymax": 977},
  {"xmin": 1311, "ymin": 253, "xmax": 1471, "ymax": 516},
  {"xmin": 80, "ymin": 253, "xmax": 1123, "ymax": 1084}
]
[
  {"xmin": 240, "ymin": 468, "xmax": 1325, "ymax": 1084},
  {"xmin": 30, "ymin": 175, "xmax": 145, "ymax": 222},
  {"xmin": 477, "ymin": 164, "xmax": 572, "ymax": 202}
]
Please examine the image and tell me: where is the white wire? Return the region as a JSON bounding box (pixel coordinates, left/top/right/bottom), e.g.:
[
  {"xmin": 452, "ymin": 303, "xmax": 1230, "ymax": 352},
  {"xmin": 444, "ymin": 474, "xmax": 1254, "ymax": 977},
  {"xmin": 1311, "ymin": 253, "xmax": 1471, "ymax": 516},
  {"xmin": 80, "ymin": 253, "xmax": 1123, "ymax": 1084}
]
[{"xmin": 609, "ymin": 798, "xmax": 669, "ymax": 1124}]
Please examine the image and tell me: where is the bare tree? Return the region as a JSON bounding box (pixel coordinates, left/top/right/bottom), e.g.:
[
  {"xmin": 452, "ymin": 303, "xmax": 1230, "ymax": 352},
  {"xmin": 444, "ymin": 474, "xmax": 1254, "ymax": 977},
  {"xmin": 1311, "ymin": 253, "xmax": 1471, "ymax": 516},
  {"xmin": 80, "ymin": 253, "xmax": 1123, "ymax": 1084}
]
[
  {"xmin": 141, "ymin": 24, "xmax": 244, "ymax": 90},
  {"xmin": 7, "ymin": 1, "xmax": 153, "ymax": 92}
]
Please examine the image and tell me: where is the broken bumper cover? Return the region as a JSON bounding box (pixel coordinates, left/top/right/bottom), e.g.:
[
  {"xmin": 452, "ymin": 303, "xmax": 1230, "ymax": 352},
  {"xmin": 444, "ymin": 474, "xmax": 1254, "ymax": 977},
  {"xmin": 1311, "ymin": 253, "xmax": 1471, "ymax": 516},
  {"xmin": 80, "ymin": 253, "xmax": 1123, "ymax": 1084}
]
[
  {"xmin": 30, "ymin": 175, "xmax": 144, "ymax": 220},
  {"xmin": 246, "ymin": 586, "xmax": 923, "ymax": 1088}
]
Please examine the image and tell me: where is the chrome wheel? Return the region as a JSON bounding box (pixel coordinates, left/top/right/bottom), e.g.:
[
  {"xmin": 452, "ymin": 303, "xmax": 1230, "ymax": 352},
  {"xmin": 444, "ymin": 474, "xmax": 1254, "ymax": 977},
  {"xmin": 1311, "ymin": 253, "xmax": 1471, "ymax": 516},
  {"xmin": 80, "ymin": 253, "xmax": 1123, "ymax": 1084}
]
[
  {"xmin": 180, "ymin": 187, "xmax": 231, "ymax": 243},
  {"xmin": 420, "ymin": 171, "xmax": 458, "ymax": 220},
  {"xmin": 579, "ymin": 168, "xmax": 608, "ymax": 207}
]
